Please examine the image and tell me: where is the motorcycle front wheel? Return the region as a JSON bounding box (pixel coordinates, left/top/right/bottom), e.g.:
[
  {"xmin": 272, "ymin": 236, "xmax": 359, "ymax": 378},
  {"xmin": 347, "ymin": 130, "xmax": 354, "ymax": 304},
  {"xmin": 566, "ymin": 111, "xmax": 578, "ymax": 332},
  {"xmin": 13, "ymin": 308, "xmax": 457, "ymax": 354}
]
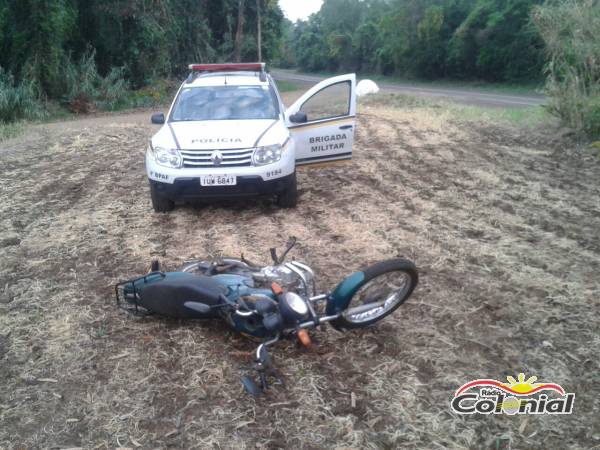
[{"xmin": 330, "ymin": 259, "xmax": 418, "ymax": 330}]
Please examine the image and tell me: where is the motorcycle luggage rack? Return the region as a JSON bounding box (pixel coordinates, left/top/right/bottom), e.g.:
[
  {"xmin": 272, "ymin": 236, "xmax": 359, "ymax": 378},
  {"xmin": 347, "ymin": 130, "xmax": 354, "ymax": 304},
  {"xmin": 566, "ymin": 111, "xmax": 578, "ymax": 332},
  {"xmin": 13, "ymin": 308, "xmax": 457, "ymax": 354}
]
[{"xmin": 114, "ymin": 271, "xmax": 166, "ymax": 316}]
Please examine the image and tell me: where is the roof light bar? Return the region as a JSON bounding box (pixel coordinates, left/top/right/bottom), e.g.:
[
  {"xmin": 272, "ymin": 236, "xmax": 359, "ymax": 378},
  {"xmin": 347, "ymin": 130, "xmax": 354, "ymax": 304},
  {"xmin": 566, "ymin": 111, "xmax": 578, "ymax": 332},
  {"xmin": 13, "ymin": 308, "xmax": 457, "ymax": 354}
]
[{"xmin": 188, "ymin": 63, "xmax": 265, "ymax": 72}]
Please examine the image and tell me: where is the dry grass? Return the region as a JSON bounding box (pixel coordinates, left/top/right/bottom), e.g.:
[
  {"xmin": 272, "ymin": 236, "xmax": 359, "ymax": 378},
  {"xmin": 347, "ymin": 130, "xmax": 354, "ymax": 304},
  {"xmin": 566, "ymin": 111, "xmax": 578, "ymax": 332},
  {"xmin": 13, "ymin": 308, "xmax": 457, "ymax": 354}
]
[{"xmin": 0, "ymin": 92, "xmax": 599, "ymax": 449}]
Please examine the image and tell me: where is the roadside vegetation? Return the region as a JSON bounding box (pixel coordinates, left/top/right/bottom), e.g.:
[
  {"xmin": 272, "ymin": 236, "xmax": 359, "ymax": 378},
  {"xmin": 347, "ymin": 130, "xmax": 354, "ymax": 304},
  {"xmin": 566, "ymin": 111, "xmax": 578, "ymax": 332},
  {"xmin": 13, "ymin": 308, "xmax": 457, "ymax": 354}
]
[
  {"xmin": 0, "ymin": 0, "xmax": 597, "ymax": 139},
  {"xmin": 0, "ymin": 0, "xmax": 284, "ymax": 139},
  {"xmin": 532, "ymin": 0, "xmax": 600, "ymax": 138},
  {"xmin": 60, "ymin": 50, "xmax": 129, "ymax": 114},
  {"xmin": 0, "ymin": 69, "xmax": 46, "ymax": 123},
  {"xmin": 0, "ymin": 120, "xmax": 23, "ymax": 141}
]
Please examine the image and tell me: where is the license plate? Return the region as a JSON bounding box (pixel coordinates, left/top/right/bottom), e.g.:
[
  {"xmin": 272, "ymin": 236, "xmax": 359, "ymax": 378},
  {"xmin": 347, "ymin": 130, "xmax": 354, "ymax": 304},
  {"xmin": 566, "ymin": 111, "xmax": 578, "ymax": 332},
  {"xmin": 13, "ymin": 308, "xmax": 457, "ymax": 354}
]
[{"xmin": 200, "ymin": 175, "xmax": 237, "ymax": 186}]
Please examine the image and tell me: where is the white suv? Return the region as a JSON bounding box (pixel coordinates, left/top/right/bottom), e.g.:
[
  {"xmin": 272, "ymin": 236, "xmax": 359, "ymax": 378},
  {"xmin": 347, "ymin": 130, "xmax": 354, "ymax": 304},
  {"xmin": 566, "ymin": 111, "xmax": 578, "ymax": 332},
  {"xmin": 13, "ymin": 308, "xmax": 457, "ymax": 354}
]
[{"xmin": 146, "ymin": 63, "xmax": 356, "ymax": 212}]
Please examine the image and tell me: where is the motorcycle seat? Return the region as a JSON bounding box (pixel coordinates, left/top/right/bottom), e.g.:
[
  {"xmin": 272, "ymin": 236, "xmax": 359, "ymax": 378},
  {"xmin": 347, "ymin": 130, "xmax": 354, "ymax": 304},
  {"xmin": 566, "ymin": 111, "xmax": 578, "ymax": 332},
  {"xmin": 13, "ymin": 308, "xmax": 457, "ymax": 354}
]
[{"xmin": 139, "ymin": 272, "xmax": 228, "ymax": 318}]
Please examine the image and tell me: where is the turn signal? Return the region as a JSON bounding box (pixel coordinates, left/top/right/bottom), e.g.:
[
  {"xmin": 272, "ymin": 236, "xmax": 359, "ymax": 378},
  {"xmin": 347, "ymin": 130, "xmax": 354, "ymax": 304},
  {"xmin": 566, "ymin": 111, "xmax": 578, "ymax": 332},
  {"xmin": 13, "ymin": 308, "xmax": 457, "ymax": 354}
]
[
  {"xmin": 271, "ymin": 282, "xmax": 283, "ymax": 296},
  {"xmin": 297, "ymin": 329, "xmax": 311, "ymax": 347}
]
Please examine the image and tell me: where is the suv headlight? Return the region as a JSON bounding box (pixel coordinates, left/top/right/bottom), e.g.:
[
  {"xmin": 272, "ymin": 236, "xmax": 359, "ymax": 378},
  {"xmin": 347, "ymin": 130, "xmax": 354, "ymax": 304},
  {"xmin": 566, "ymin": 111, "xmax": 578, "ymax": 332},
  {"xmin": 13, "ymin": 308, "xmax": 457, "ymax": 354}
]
[
  {"xmin": 253, "ymin": 143, "xmax": 283, "ymax": 166},
  {"xmin": 152, "ymin": 145, "xmax": 182, "ymax": 169}
]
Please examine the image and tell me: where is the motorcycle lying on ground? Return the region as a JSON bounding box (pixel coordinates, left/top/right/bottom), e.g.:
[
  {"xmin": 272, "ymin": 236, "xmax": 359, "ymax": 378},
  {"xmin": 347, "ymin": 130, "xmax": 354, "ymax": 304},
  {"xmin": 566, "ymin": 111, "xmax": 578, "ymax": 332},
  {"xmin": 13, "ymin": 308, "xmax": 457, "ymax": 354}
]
[{"xmin": 115, "ymin": 238, "xmax": 418, "ymax": 396}]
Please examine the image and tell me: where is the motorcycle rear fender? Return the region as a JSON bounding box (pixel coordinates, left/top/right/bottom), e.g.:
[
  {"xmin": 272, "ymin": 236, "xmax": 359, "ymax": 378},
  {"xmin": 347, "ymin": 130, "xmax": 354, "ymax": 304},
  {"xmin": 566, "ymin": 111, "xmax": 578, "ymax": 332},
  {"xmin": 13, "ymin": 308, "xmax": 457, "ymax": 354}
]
[{"xmin": 325, "ymin": 271, "xmax": 365, "ymax": 316}]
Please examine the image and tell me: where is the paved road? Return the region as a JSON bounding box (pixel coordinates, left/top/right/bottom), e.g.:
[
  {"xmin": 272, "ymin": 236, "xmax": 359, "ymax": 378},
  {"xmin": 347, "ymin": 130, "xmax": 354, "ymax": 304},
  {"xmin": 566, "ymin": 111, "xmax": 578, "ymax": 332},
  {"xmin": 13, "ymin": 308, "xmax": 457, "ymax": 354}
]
[{"xmin": 271, "ymin": 70, "xmax": 545, "ymax": 109}]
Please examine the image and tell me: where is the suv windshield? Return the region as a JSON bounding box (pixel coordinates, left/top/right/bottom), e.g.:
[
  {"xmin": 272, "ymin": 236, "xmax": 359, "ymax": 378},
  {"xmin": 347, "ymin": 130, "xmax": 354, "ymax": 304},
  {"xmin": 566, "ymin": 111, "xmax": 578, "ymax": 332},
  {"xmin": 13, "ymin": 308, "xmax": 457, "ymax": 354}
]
[{"xmin": 170, "ymin": 85, "xmax": 278, "ymax": 121}]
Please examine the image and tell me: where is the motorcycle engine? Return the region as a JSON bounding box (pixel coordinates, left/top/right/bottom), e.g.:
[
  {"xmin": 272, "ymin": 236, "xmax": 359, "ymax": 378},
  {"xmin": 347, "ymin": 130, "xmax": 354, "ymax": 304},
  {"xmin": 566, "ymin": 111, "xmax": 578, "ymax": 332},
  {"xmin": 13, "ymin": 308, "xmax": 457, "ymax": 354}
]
[
  {"xmin": 253, "ymin": 264, "xmax": 314, "ymax": 298},
  {"xmin": 179, "ymin": 258, "xmax": 315, "ymax": 299}
]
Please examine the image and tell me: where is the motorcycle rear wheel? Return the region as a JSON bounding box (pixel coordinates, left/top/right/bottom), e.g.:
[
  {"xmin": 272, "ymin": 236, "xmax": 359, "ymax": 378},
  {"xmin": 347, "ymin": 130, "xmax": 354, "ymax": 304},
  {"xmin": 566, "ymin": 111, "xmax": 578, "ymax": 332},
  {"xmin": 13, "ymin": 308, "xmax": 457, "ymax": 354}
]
[{"xmin": 330, "ymin": 259, "xmax": 418, "ymax": 330}]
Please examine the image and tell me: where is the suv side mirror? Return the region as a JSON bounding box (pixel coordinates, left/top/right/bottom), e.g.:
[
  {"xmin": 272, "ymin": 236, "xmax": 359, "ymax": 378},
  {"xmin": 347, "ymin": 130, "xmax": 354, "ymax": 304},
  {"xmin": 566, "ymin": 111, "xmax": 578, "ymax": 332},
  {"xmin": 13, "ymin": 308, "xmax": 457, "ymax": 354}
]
[
  {"xmin": 289, "ymin": 111, "xmax": 307, "ymax": 124},
  {"xmin": 151, "ymin": 113, "xmax": 165, "ymax": 124}
]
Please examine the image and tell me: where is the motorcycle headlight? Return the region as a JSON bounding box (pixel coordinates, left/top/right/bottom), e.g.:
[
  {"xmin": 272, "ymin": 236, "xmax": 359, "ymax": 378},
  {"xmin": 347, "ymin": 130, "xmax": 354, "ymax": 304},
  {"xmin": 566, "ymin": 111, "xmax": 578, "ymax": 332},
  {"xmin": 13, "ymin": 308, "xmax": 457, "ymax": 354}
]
[
  {"xmin": 153, "ymin": 145, "xmax": 182, "ymax": 169},
  {"xmin": 285, "ymin": 292, "xmax": 308, "ymax": 316},
  {"xmin": 279, "ymin": 292, "xmax": 309, "ymax": 323},
  {"xmin": 253, "ymin": 143, "xmax": 283, "ymax": 166}
]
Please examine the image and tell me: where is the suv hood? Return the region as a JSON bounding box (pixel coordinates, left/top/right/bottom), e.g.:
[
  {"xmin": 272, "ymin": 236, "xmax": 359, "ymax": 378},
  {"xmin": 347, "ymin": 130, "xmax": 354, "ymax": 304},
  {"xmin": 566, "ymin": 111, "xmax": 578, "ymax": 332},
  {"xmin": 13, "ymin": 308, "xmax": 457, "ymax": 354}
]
[{"xmin": 165, "ymin": 119, "xmax": 278, "ymax": 150}]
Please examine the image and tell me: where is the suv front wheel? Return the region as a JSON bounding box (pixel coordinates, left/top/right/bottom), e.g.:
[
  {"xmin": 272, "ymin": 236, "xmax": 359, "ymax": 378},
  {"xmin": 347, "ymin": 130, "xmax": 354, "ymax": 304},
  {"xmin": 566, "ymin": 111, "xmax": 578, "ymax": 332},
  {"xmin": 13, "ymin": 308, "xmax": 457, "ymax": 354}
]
[
  {"xmin": 150, "ymin": 182, "xmax": 175, "ymax": 213},
  {"xmin": 276, "ymin": 172, "xmax": 298, "ymax": 208}
]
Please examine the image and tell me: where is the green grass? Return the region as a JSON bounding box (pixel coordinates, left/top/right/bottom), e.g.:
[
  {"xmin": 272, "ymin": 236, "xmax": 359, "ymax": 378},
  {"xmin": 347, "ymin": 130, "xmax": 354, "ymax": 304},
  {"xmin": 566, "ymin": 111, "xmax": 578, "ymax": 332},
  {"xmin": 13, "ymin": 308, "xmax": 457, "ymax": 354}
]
[
  {"xmin": 274, "ymin": 79, "xmax": 300, "ymax": 92},
  {"xmin": 0, "ymin": 121, "xmax": 25, "ymax": 142},
  {"xmin": 274, "ymin": 68, "xmax": 543, "ymax": 96},
  {"xmin": 361, "ymin": 92, "xmax": 551, "ymax": 127},
  {"xmin": 451, "ymin": 103, "xmax": 550, "ymax": 126},
  {"xmin": 364, "ymin": 73, "xmax": 542, "ymax": 96}
]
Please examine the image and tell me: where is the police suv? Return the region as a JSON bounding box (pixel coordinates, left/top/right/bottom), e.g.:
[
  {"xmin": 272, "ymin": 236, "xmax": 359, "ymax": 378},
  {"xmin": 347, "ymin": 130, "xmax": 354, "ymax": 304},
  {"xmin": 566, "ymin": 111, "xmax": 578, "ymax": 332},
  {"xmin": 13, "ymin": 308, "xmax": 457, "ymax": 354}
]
[{"xmin": 146, "ymin": 63, "xmax": 356, "ymax": 212}]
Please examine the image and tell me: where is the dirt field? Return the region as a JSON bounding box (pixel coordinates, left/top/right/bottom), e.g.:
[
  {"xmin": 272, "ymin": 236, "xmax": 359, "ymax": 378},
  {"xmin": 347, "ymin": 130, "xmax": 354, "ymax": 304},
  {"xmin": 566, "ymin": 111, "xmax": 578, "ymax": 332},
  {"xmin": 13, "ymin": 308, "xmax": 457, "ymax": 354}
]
[{"xmin": 1, "ymin": 91, "xmax": 599, "ymax": 449}]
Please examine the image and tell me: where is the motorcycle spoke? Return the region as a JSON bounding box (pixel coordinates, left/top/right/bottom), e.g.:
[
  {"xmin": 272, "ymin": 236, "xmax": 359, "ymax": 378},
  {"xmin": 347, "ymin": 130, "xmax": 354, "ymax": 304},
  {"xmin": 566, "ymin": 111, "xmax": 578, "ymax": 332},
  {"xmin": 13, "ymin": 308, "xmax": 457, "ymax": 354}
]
[{"xmin": 342, "ymin": 271, "xmax": 411, "ymax": 324}]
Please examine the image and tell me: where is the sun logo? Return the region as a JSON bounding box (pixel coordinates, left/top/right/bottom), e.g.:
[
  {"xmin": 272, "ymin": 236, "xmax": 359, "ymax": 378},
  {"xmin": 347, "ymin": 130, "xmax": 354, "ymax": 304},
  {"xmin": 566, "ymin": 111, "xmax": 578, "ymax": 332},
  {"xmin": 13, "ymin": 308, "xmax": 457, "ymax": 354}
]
[
  {"xmin": 455, "ymin": 372, "xmax": 565, "ymax": 397},
  {"xmin": 502, "ymin": 373, "xmax": 542, "ymax": 394}
]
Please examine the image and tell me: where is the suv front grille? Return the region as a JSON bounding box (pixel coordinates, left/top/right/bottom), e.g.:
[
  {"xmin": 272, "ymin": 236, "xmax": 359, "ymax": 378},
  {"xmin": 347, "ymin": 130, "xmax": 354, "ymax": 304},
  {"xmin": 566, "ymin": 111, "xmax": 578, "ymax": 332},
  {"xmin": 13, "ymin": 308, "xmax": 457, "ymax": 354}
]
[{"xmin": 180, "ymin": 148, "xmax": 254, "ymax": 168}]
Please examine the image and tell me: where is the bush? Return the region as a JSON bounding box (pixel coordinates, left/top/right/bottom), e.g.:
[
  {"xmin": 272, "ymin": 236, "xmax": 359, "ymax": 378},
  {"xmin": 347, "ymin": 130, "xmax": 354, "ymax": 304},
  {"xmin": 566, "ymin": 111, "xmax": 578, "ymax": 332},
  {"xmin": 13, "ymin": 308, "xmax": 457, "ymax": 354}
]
[
  {"xmin": 62, "ymin": 50, "xmax": 129, "ymax": 113},
  {"xmin": 0, "ymin": 68, "xmax": 46, "ymax": 122},
  {"xmin": 126, "ymin": 79, "xmax": 178, "ymax": 108},
  {"xmin": 0, "ymin": 121, "xmax": 25, "ymax": 142},
  {"xmin": 532, "ymin": 0, "xmax": 600, "ymax": 138}
]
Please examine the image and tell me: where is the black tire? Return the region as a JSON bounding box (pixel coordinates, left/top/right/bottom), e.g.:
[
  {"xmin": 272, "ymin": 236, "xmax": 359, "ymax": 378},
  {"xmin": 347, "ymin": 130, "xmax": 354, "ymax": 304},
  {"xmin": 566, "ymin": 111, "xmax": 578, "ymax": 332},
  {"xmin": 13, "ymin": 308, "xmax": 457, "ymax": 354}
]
[
  {"xmin": 276, "ymin": 172, "xmax": 297, "ymax": 208},
  {"xmin": 330, "ymin": 259, "xmax": 418, "ymax": 331},
  {"xmin": 150, "ymin": 183, "xmax": 174, "ymax": 213}
]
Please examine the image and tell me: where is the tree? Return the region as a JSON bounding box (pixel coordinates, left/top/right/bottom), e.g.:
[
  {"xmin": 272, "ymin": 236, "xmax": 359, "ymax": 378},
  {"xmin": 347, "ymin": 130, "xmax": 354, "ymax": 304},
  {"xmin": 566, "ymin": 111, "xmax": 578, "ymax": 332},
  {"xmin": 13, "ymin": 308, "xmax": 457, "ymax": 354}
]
[
  {"xmin": 448, "ymin": 0, "xmax": 544, "ymax": 81},
  {"xmin": 256, "ymin": 0, "xmax": 262, "ymax": 61},
  {"xmin": 289, "ymin": 0, "xmax": 545, "ymax": 82},
  {"xmin": 0, "ymin": 0, "xmax": 286, "ymax": 118},
  {"xmin": 234, "ymin": 0, "xmax": 246, "ymax": 62}
]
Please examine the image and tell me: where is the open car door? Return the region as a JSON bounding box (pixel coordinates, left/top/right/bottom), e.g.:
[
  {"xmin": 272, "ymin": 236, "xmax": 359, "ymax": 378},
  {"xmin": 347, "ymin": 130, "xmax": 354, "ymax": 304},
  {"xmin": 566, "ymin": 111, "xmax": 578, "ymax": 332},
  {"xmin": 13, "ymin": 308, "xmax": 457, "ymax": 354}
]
[{"xmin": 285, "ymin": 74, "xmax": 356, "ymax": 167}]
